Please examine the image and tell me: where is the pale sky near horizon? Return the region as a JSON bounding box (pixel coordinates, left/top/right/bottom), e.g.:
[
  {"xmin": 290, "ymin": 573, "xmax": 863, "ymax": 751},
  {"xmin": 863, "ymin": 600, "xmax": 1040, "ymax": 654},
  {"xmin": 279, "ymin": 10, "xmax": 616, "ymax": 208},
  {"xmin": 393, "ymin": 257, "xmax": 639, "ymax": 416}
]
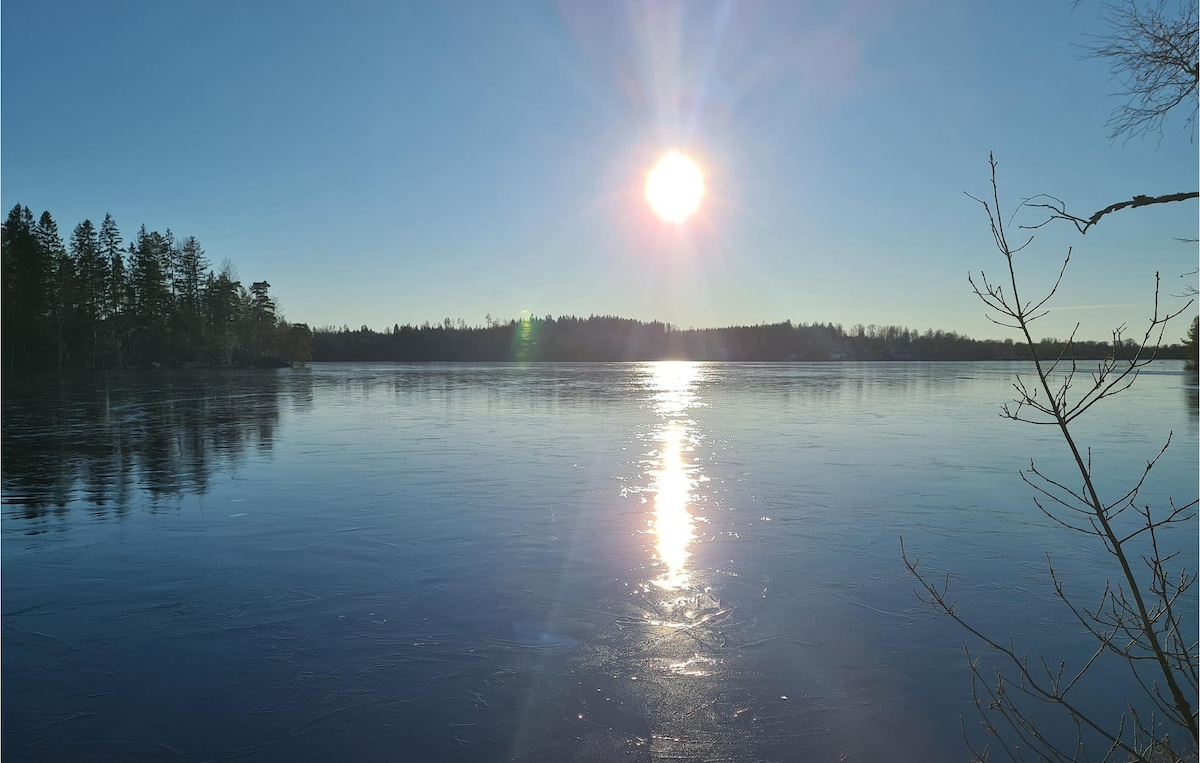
[{"xmin": 3, "ymin": 0, "xmax": 1196, "ymax": 341}]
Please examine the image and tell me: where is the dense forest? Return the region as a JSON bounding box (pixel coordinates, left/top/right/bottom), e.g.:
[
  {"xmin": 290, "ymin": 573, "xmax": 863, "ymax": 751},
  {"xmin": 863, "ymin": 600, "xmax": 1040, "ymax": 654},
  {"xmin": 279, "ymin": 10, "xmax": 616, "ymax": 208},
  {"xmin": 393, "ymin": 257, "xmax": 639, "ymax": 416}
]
[
  {"xmin": 2, "ymin": 204, "xmax": 312, "ymax": 371},
  {"xmin": 5, "ymin": 202, "xmax": 1189, "ymax": 369},
  {"xmin": 313, "ymin": 316, "xmax": 1190, "ymax": 363}
]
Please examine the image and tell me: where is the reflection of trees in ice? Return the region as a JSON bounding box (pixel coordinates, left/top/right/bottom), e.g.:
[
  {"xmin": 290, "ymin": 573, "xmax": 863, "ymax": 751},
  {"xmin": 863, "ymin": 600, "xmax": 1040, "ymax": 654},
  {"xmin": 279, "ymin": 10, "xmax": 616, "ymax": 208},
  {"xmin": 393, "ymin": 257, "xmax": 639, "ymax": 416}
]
[{"xmin": 2, "ymin": 370, "xmax": 310, "ymax": 521}]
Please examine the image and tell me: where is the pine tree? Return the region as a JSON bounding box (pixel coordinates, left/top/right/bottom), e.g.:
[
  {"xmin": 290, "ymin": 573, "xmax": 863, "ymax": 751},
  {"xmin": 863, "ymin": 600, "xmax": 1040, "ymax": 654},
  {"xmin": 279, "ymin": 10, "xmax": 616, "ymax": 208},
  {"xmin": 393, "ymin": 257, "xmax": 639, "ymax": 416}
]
[
  {"xmin": 204, "ymin": 259, "xmax": 242, "ymax": 365},
  {"xmin": 70, "ymin": 219, "xmax": 105, "ymax": 366},
  {"xmin": 247, "ymin": 281, "xmax": 276, "ymax": 362},
  {"xmin": 36, "ymin": 212, "xmax": 72, "ymax": 367},
  {"xmin": 2, "ymin": 205, "xmax": 53, "ymax": 369},
  {"xmin": 98, "ymin": 213, "xmax": 125, "ymax": 365},
  {"xmin": 129, "ymin": 225, "xmax": 172, "ymax": 365},
  {"xmin": 172, "ymin": 235, "xmax": 209, "ymax": 363}
]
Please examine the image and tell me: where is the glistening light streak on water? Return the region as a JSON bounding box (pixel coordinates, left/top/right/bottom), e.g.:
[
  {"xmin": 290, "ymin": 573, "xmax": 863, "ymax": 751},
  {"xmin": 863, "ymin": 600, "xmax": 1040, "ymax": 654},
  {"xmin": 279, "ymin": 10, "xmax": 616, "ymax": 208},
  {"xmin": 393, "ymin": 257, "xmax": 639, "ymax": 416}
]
[
  {"xmin": 651, "ymin": 422, "xmax": 695, "ymax": 589},
  {"xmin": 646, "ymin": 361, "xmax": 705, "ymax": 590},
  {"xmin": 649, "ymin": 360, "xmax": 702, "ymax": 415}
]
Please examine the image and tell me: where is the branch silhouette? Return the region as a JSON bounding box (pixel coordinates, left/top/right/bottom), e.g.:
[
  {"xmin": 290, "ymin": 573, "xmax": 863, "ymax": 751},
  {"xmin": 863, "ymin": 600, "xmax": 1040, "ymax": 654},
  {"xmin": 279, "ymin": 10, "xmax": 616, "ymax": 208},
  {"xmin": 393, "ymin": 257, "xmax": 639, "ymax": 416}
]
[
  {"xmin": 1023, "ymin": 191, "xmax": 1199, "ymax": 235},
  {"xmin": 905, "ymin": 154, "xmax": 1197, "ymax": 762}
]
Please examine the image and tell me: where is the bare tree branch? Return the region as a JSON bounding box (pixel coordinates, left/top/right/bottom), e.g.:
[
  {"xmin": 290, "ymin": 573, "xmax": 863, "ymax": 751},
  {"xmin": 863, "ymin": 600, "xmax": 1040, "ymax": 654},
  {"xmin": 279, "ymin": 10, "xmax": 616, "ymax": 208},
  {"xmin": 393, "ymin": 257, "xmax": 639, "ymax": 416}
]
[
  {"xmin": 906, "ymin": 154, "xmax": 1198, "ymax": 761},
  {"xmin": 1024, "ymin": 191, "xmax": 1200, "ymax": 234},
  {"xmin": 1083, "ymin": 0, "xmax": 1199, "ymax": 142}
]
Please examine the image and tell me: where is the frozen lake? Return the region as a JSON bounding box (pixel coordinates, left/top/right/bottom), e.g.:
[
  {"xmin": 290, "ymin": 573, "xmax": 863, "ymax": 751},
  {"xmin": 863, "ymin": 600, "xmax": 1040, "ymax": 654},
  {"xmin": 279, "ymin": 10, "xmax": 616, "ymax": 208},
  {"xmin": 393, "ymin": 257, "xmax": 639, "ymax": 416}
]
[{"xmin": 3, "ymin": 362, "xmax": 1196, "ymax": 761}]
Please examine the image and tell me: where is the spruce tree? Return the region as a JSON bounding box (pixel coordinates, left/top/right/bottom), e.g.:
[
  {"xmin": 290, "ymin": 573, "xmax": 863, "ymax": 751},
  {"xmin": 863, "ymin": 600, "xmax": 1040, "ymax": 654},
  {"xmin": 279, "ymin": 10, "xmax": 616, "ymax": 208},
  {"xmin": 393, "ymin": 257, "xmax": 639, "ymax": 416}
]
[
  {"xmin": 70, "ymin": 219, "xmax": 104, "ymax": 366},
  {"xmin": 2, "ymin": 205, "xmax": 52, "ymax": 369},
  {"xmin": 98, "ymin": 213, "xmax": 125, "ymax": 365},
  {"xmin": 36, "ymin": 212, "xmax": 72, "ymax": 367},
  {"xmin": 204, "ymin": 260, "xmax": 242, "ymax": 365},
  {"xmin": 172, "ymin": 235, "xmax": 209, "ymax": 363},
  {"xmin": 129, "ymin": 225, "xmax": 172, "ymax": 365}
]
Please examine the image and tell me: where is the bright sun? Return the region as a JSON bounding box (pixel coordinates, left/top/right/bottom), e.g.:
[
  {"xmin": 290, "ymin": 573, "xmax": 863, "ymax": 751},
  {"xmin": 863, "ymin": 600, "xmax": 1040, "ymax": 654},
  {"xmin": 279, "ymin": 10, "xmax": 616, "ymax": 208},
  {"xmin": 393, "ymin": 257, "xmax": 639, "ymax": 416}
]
[{"xmin": 645, "ymin": 152, "xmax": 704, "ymax": 223}]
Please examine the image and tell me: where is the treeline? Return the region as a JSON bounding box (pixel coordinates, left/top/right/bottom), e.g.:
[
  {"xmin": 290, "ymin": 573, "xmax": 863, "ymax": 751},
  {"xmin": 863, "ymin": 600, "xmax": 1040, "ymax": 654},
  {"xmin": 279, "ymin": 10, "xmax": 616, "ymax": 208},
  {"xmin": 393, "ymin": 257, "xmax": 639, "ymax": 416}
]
[
  {"xmin": 313, "ymin": 315, "xmax": 1190, "ymax": 363},
  {"xmin": 2, "ymin": 204, "xmax": 312, "ymax": 371}
]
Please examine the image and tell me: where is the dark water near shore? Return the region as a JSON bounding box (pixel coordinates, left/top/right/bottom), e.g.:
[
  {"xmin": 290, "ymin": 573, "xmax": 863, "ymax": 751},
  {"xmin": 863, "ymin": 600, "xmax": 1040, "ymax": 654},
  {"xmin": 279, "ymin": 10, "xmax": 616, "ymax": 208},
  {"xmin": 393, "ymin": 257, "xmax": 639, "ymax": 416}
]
[{"xmin": 3, "ymin": 362, "xmax": 1196, "ymax": 761}]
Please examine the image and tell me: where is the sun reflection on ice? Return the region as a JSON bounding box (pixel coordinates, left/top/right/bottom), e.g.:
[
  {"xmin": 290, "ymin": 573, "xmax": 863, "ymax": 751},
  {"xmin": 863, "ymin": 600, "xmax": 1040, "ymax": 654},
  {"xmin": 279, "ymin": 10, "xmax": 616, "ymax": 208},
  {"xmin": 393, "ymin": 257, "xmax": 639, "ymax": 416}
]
[
  {"xmin": 650, "ymin": 360, "xmax": 701, "ymax": 417},
  {"xmin": 645, "ymin": 362, "xmax": 705, "ymax": 590},
  {"xmin": 651, "ymin": 422, "xmax": 696, "ymax": 589}
]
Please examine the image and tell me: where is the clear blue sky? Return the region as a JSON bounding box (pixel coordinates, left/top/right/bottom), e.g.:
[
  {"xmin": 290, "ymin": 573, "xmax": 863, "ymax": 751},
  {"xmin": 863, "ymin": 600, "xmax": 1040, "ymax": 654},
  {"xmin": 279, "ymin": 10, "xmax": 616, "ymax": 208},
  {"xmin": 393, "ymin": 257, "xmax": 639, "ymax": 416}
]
[{"xmin": 3, "ymin": 0, "xmax": 1196, "ymax": 340}]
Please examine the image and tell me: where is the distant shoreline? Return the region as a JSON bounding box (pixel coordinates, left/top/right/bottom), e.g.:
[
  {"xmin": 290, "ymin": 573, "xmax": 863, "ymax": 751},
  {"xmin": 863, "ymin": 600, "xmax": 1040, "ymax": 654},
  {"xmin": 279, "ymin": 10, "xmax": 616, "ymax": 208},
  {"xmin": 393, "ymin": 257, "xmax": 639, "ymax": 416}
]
[
  {"xmin": 310, "ymin": 317, "xmax": 1191, "ymax": 364},
  {"xmin": 4, "ymin": 356, "xmax": 1190, "ymax": 372}
]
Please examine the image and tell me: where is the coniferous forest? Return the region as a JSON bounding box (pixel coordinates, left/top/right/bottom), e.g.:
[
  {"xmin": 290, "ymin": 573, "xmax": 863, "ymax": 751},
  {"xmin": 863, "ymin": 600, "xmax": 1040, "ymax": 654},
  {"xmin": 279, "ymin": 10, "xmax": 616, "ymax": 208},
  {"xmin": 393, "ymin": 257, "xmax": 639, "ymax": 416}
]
[
  {"xmin": 4, "ymin": 202, "xmax": 1188, "ymax": 369},
  {"xmin": 312, "ymin": 316, "xmax": 1189, "ymax": 363},
  {"xmin": 2, "ymin": 204, "xmax": 312, "ymax": 371}
]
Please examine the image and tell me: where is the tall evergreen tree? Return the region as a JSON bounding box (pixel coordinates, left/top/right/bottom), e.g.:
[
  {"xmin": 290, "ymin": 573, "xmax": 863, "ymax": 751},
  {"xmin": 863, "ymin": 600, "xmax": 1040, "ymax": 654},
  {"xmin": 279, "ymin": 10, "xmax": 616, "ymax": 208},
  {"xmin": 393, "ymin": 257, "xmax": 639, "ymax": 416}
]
[
  {"xmin": 70, "ymin": 219, "xmax": 105, "ymax": 366},
  {"xmin": 36, "ymin": 212, "xmax": 72, "ymax": 367},
  {"xmin": 172, "ymin": 235, "xmax": 209, "ymax": 362},
  {"xmin": 247, "ymin": 281, "xmax": 276, "ymax": 362},
  {"xmin": 129, "ymin": 225, "xmax": 172, "ymax": 364},
  {"xmin": 161, "ymin": 228, "xmax": 178, "ymax": 302},
  {"xmin": 204, "ymin": 259, "xmax": 242, "ymax": 365},
  {"xmin": 98, "ymin": 213, "xmax": 125, "ymax": 366},
  {"xmin": 2, "ymin": 205, "xmax": 52, "ymax": 369}
]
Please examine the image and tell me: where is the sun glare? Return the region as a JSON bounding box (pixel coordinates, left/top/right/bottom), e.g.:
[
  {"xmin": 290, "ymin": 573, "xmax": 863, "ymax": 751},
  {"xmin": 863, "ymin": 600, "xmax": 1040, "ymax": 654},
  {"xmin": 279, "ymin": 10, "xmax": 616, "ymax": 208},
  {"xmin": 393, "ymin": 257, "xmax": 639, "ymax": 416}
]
[{"xmin": 645, "ymin": 152, "xmax": 704, "ymax": 223}]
